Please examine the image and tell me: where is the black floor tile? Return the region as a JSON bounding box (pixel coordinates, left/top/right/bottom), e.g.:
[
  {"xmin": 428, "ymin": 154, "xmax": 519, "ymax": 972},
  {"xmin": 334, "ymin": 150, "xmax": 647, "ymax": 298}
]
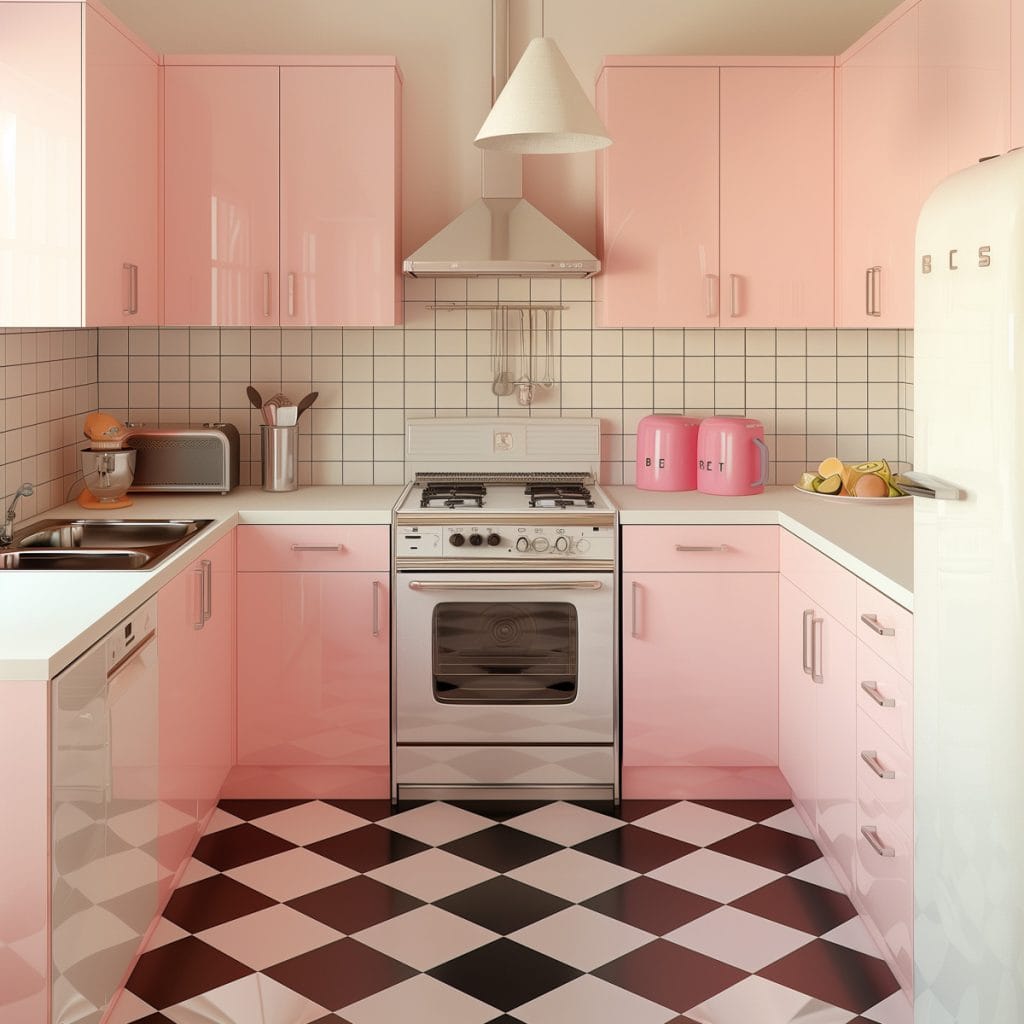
[
  {"xmin": 126, "ymin": 938, "xmax": 250, "ymax": 1009},
  {"xmin": 428, "ymin": 938, "xmax": 581, "ymax": 1012},
  {"xmin": 440, "ymin": 824, "xmax": 561, "ymax": 872},
  {"xmin": 573, "ymin": 823, "xmax": 697, "ymax": 873},
  {"xmin": 436, "ymin": 876, "xmax": 572, "ymax": 934},
  {"xmin": 582, "ymin": 876, "xmax": 718, "ymax": 935},
  {"xmin": 322, "ymin": 799, "xmax": 395, "ymax": 821},
  {"xmin": 161, "ymin": 874, "xmax": 276, "ymax": 933},
  {"xmin": 217, "ymin": 798, "xmax": 311, "ymax": 820},
  {"xmin": 730, "ymin": 875, "xmax": 859, "ymax": 935},
  {"xmin": 286, "ymin": 875, "xmax": 423, "ymax": 933},
  {"xmin": 191, "ymin": 822, "xmax": 296, "ymax": 871},
  {"xmin": 616, "ymin": 799, "xmax": 679, "ymax": 822},
  {"xmin": 707, "ymin": 823, "xmax": 823, "ymax": 873},
  {"xmin": 691, "ymin": 798, "xmax": 794, "ymax": 822},
  {"xmin": 307, "ymin": 823, "xmax": 429, "ymax": 872}
]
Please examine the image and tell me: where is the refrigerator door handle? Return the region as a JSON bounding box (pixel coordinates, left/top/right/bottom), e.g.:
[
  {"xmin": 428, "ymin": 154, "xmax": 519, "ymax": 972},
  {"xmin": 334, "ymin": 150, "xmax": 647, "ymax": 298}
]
[{"xmin": 894, "ymin": 471, "xmax": 964, "ymax": 500}]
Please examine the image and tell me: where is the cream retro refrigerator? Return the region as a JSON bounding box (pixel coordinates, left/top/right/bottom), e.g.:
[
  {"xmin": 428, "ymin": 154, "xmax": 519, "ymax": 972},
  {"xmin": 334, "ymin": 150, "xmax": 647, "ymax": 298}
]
[{"xmin": 913, "ymin": 149, "xmax": 1024, "ymax": 1023}]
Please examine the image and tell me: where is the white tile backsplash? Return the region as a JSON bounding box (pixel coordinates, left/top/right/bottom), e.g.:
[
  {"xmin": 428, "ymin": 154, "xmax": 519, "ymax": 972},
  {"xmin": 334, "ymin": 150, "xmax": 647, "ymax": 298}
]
[{"xmin": 92, "ymin": 279, "xmax": 914, "ymax": 488}]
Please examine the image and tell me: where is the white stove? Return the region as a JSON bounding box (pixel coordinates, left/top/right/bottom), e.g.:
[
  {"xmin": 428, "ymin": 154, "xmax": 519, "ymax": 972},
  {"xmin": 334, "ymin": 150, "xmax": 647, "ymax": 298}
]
[{"xmin": 391, "ymin": 418, "xmax": 619, "ymax": 804}]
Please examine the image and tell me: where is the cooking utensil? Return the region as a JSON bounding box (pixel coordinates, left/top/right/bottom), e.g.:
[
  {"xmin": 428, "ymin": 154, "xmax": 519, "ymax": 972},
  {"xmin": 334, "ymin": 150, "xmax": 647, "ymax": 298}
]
[
  {"xmin": 262, "ymin": 392, "xmax": 291, "ymax": 426},
  {"xmin": 296, "ymin": 391, "xmax": 318, "ymax": 420},
  {"xmin": 492, "ymin": 307, "xmax": 515, "ymax": 396},
  {"xmin": 539, "ymin": 309, "xmax": 556, "ymax": 389},
  {"xmin": 275, "ymin": 405, "xmax": 298, "ymax": 426},
  {"xmin": 246, "ymin": 386, "xmax": 263, "ymax": 411}
]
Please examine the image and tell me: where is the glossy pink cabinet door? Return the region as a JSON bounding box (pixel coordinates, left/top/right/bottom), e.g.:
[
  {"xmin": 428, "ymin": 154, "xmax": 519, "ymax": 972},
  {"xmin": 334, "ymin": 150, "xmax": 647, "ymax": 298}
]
[
  {"xmin": 720, "ymin": 67, "xmax": 834, "ymax": 327},
  {"xmin": 0, "ymin": 2, "xmax": 82, "ymax": 328},
  {"xmin": 622, "ymin": 571, "xmax": 778, "ymax": 769},
  {"xmin": 838, "ymin": 7, "xmax": 919, "ymax": 327},
  {"xmin": 84, "ymin": 6, "xmax": 158, "ymax": 325},
  {"xmin": 778, "ymin": 575, "xmax": 816, "ymax": 828},
  {"xmin": 595, "ymin": 67, "xmax": 719, "ymax": 327},
  {"xmin": 164, "ymin": 65, "xmax": 280, "ymax": 325},
  {"xmin": 237, "ymin": 571, "xmax": 389, "ymax": 769},
  {"xmin": 280, "ymin": 66, "xmax": 401, "ymax": 326}
]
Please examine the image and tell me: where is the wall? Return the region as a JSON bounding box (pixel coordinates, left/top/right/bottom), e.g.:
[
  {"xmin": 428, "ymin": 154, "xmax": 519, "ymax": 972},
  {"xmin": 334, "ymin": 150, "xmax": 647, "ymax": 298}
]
[
  {"xmin": 97, "ymin": 278, "xmax": 913, "ymax": 488},
  {"xmin": 0, "ymin": 329, "xmax": 99, "ymax": 523}
]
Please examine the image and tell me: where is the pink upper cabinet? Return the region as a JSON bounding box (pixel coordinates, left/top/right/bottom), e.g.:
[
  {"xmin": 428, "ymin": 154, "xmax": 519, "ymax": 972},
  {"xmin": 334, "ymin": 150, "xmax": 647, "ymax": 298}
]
[
  {"xmin": 163, "ymin": 65, "xmax": 280, "ymax": 325},
  {"xmin": 84, "ymin": 6, "xmax": 159, "ymax": 326},
  {"xmin": 279, "ymin": 65, "xmax": 401, "ymax": 326},
  {"xmin": 595, "ymin": 67, "xmax": 719, "ymax": 328},
  {"xmin": 838, "ymin": 7, "xmax": 919, "ymax": 327},
  {"xmin": 0, "ymin": 2, "xmax": 82, "ymax": 328},
  {"xmin": 719, "ymin": 66, "xmax": 834, "ymax": 327}
]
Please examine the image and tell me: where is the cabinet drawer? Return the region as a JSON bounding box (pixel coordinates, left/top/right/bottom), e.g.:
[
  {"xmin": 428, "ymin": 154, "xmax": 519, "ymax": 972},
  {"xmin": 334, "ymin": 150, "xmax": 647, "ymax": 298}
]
[
  {"xmin": 779, "ymin": 529, "xmax": 857, "ymax": 624},
  {"xmin": 237, "ymin": 525, "xmax": 389, "ymax": 572},
  {"xmin": 622, "ymin": 525, "xmax": 778, "ymax": 572},
  {"xmin": 857, "ymin": 708, "xmax": 912, "ymax": 839},
  {"xmin": 857, "ymin": 641, "xmax": 912, "ymax": 753},
  {"xmin": 856, "ymin": 580, "xmax": 913, "ymax": 678},
  {"xmin": 855, "ymin": 796, "xmax": 913, "ymax": 991}
]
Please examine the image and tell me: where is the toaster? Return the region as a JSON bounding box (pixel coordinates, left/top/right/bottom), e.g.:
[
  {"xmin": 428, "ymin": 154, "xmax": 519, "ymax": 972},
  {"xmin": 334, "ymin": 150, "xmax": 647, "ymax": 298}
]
[{"xmin": 125, "ymin": 423, "xmax": 240, "ymax": 493}]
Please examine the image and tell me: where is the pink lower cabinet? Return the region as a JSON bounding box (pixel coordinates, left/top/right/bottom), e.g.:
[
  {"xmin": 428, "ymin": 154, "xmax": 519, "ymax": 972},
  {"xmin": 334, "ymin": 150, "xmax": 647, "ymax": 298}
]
[
  {"xmin": 622, "ymin": 526, "xmax": 781, "ymax": 798},
  {"xmin": 156, "ymin": 532, "xmax": 235, "ymax": 899},
  {"xmin": 235, "ymin": 525, "xmax": 389, "ymax": 796}
]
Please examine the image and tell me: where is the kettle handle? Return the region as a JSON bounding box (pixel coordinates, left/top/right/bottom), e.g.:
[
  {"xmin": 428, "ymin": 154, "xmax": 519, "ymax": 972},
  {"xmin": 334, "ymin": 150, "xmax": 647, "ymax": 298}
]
[{"xmin": 752, "ymin": 437, "xmax": 769, "ymax": 487}]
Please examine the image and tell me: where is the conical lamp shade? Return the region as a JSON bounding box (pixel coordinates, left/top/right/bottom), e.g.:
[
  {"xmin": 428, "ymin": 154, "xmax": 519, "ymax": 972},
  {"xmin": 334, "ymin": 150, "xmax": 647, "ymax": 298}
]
[{"xmin": 475, "ymin": 37, "xmax": 611, "ymax": 154}]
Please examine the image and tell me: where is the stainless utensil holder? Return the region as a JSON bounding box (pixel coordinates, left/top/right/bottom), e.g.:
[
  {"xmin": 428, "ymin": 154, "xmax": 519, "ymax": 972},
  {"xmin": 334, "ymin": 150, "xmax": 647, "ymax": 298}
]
[{"xmin": 260, "ymin": 424, "xmax": 297, "ymax": 492}]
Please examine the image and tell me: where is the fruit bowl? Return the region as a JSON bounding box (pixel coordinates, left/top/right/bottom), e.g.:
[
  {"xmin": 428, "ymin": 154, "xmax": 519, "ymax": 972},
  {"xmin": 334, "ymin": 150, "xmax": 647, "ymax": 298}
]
[{"xmin": 795, "ymin": 458, "xmax": 910, "ymax": 500}]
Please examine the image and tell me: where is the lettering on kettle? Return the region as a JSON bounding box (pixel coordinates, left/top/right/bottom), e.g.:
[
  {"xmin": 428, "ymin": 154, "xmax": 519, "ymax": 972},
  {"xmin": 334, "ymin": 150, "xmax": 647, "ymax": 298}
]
[
  {"xmin": 698, "ymin": 459, "xmax": 725, "ymax": 472},
  {"xmin": 644, "ymin": 457, "xmax": 667, "ymax": 468}
]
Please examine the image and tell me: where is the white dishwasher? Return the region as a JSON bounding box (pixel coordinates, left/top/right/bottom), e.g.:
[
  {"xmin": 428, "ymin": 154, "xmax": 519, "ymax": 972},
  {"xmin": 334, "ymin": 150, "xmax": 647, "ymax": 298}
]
[{"xmin": 51, "ymin": 597, "xmax": 158, "ymax": 1024}]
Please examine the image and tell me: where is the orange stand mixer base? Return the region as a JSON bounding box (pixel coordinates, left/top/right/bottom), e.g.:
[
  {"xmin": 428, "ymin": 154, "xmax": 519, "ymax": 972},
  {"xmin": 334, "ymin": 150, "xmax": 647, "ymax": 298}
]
[{"xmin": 77, "ymin": 488, "xmax": 133, "ymax": 510}]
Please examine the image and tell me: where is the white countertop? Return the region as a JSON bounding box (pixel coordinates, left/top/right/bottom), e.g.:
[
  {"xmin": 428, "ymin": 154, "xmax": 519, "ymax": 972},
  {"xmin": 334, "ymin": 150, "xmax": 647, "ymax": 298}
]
[
  {"xmin": 608, "ymin": 485, "xmax": 913, "ymax": 611},
  {"xmin": 1, "ymin": 482, "xmax": 911, "ymax": 682}
]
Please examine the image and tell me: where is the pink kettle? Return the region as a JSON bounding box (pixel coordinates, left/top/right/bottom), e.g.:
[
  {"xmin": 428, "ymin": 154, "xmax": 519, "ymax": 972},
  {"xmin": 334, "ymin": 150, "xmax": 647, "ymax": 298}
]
[
  {"xmin": 635, "ymin": 414, "xmax": 701, "ymax": 491},
  {"xmin": 696, "ymin": 417, "xmax": 769, "ymax": 495}
]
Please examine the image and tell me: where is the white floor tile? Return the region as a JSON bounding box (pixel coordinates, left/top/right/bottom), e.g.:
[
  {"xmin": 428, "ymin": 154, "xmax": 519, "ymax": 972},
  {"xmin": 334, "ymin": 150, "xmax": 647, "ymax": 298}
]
[
  {"xmin": 822, "ymin": 916, "xmax": 884, "ymax": 959},
  {"xmin": 224, "ymin": 847, "xmax": 357, "ymax": 902},
  {"xmin": 103, "ymin": 989, "xmax": 155, "ymax": 1024},
  {"xmin": 513, "ymin": 974, "xmax": 677, "ymax": 1024},
  {"xmin": 504, "ymin": 802, "xmax": 625, "ymax": 846},
  {"xmin": 200, "ymin": 808, "xmax": 246, "ymax": 835},
  {"xmin": 107, "ymin": 804, "xmax": 163, "ymax": 847},
  {"xmin": 196, "ymin": 904, "xmax": 342, "ymax": 970},
  {"xmin": 144, "ymin": 917, "xmax": 190, "ymax": 952},
  {"xmin": 163, "ymin": 973, "xmax": 328, "ymax": 1024},
  {"xmin": 340, "ymin": 974, "xmax": 497, "ymax": 1024},
  {"xmin": 376, "ymin": 802, "xmax": 494, "ymax": 846},
  {"xmin": 632, "ymin": 801, "xmax": 752, "ymax": 846},
  {"xmin": 762, "ymin": 806, "xmax": 814, "ymax": 838},
  {"xmin": 648, "ymin": 849, "xmax": 781, "ymax": 903},
  {"xmin": 52, "ymin": 906, "xmax": 137, "ymax": 973},
  {"xmin": 788, "ymin": 857, "xmax": 844, "ymax": 893},
  {"xmin": 685, "ymin": 975, "xmax": 856, "ymax": 1024},
  {"xmin": 506, "ymin": 849, "xmax": 638, "ymax": 903},
  {"xmin": 863, "ymin": 990, "xmax": 914, "ymax": 1024},
  {"xmin": 664, "ymin": 905, "xmax": 814, "ymax": 972},
  {"xmin": 351, "ymin": 905, "xmax": 498, "ymax": 972},
  {"xmin": 250, "ymin": 800, "xmax": 368, "ymax": 845},
  {"xmin": 509, "ymin": 905, "xmax": 653, "ymax": 972},
  {"xmin": 366, "ymin": 847, "xmax": 497, "ymax": 902},
  {"xmin": 177, "ymin": 857, "xmax": 219, "ymax": 887}
]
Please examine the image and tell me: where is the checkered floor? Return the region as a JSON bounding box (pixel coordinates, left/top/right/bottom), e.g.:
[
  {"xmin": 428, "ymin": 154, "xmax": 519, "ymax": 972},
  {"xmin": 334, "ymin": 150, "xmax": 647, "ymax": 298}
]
[{"xmin": 109, "ymin": 798, "xmax": 912, "ymax": 1024}]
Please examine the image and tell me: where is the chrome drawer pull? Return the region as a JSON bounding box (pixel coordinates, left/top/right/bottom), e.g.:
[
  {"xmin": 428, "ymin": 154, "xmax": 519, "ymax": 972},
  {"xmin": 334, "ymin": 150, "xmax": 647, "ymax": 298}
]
[
  {"xmin": 861, "ymin": 681, "xmax": 895, "ymax": 708},
  {"xmin": 861, "ymin": 613, "xmax": 895, "ymax": 636},
  {"xmin": 861, "ymin": 825, "xmax": 895, "ymax": 857},
  {"xmin": 801, "ymin": 609, "xmax": 813, "ymax": 676},
  {"xmin": 675, "ymin": 544, "xmax": 729, "ymax": 552},
  {"xmin": 290, "ymin": 544, "xmax": 346, "ymax": 552},
  {"xmin": 408, "ymin": 580, "xmax": 602, "ymax": 592},
  {"xmin": 861, "ymin": 750, "xmax": 895, "ymax": 780}
]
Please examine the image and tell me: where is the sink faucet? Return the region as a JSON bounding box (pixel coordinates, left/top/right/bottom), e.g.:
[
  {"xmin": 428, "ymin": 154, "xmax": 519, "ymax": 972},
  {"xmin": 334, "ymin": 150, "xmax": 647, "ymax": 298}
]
[{"xmin": 1, "ymin": 483, "xmax": 34, "ymax": 547}]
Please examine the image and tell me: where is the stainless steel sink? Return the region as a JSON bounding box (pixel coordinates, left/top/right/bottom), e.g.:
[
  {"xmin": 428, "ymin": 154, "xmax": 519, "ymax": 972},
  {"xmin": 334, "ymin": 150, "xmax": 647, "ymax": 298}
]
[{"xmin": 3, "ymin": 518, "xmax": 213, "ymax": 570}]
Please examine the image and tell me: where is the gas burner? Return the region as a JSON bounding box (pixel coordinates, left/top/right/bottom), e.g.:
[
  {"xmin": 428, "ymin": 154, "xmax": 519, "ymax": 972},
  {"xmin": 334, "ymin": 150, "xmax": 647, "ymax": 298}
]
[
  {"xmin": 420, "ymin": 482, "xmax": 487, "ymax": 509},
  {"xmin": 525, "ymin": 483, "xmax": 595, "ymax": 508}
]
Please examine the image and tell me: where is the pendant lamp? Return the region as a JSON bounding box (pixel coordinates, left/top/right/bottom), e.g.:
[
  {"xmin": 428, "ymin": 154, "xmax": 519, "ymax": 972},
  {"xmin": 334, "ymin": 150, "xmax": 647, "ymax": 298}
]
[{"xmin": 474, "ymin": 35, "xmax": 611, "ymax": 154}]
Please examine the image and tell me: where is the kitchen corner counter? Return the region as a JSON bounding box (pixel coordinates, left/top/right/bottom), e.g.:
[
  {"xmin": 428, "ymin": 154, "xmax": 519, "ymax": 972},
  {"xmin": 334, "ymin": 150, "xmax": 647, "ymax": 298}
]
[
  {"xmin": 0, "ymin": 486, "xmax": 403, "ymax": 682},
  {"xmin": 608, "ymin": 485, "xmax": 913, "ymax": 611}
]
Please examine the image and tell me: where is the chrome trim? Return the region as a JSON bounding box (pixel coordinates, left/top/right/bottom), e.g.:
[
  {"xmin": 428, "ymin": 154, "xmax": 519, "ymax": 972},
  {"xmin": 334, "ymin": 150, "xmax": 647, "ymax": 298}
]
[
  {"xmin": 193, "ymin": 564, "xmax": 205, "ymax": 630},
  {"xmin": 631, "ymin": 580, "xmax": 640, "ymax": 639},
  {"xmin": 802, "ymin": 609, "xmax": 814, "ymax": 676},
  {"xmin": 861, "ymin": 613, "xmax": 895, "ymax": 637},
  {"xmin": 408, "ymin": 579, "xmax": 603, "ymax": 592},
  {"xmin": 394, "ymin": 557, "xmax": 614, "ymax": 571},
  {"xmin": 862, "ymin": 824, "xmax": 896, "ymax": 857},
  {"xmin": 811, "ymin": 616, "xmax": 824, "ymax": 684},
  {"xmin": 397, "ymin": 783, "xmax": 615, "ymax": 802},
  {"xmin": 861, "ymin": 749, "xmax": 896, "ymax": 780},
  {"xmin": 396, "ymin": 511, "xmax": 617, "ymax": 527},
  {"xmin": 372, "ymin": 580, "xmax": 382, "ymax": 637},
  {"xmin": 729, "ymin": 273, "xmax": 741, "ymax": 317},
  {"xmin": 861, "ymin": 681, "xmax": 895, "ymax": 708},
  {"xmin": 201, "ymin": 559, "xmax": 212, "ymax": 623},
  {"xmin": 291, "ymin": 544, "xmax": 346, "ymax": 552},
  {"xmin": 676, "ymin": 544, "xmax": 729, "ymax": 552},
  {"xmin": 106, "ymin": 630, "xmax": 156, "ymax": 681}
]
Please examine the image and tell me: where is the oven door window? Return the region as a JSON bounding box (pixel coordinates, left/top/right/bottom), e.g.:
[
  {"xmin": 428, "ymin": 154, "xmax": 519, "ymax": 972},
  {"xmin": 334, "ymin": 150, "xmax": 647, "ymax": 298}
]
[{"xmin": 432, "ymin": 602, "xmax": 578, "ymax": 704}]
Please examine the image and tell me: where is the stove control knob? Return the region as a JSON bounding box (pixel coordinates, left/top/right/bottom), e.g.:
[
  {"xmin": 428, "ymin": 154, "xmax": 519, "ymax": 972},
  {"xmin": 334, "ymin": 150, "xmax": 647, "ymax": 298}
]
[
  {"xmin": 468, "ymin": 533, "xmax": 484, "ymax": 546},
  {"xmin": 532, "ymin": 537, "xmax": 550, "ymax": 553},
  {"xmin": 515, "ymin": 537, "xmax": 530, "ymax": 552},
  {"xmin": 554, "ymin": 536, "xmax": 570, "ymax": 552},
  {"xmin": 576, "ymin": 538, "xmax": 591, "ymax": 553},
  {"xmin": 487, "ymin": 533, "xmax": 502, "ymax": 547},
  {"xmin": 450, "ymin": 533, "xmax": 466, "ymax": 547}
]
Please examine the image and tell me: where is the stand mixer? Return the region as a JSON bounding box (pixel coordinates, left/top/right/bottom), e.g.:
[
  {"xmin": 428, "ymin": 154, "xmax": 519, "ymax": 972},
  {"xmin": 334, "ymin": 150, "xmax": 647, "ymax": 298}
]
[{"xmin": 79, "ymin": 413, "xmax": 136, "ymax": 509}]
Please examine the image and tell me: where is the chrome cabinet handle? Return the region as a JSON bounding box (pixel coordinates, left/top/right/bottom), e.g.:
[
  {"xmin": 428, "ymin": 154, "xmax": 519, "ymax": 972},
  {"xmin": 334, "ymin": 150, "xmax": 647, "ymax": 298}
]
[
  {"xmin": 372, "ymin": 580, "xmax": 381, "ymax": 637},
  {"xmin": 122, "ymin": 263, "xmax": 136, "ymax": 316},
  {"xmin": 860, "ymin": 613, "xmax": 895, "ymax": 637},
  {"xmin": 631, "ymin": 580, "xmax": 640, "ymax": 639},
  {"xmin": 193, "ymin": 564, "xmax": 205, "ymax": 630},
  {"xmin": 263, "ymin": 271, "xmax": 272, "ymax": 318},
  {"xmin": 408, "ymin": 580, "xmax": 603, "ymax": 592},
  {"xmin": 704, "ymin": 274, "xmax": 719, "ymax": 318},
  {"xmin": 861, "ymin": 825, "xmax": 895, "ymax": 857},
  {"xmin": 864, "ymin": 267, "xmax": 872, "ymax": 316},
  {"xmin": 131, "ymin": 263, "xmax": 139, "ymax": 315},
  {"xmin": 729, "ymin": 273, "xmax": 741, "ymax": 317},
  {"xmin": 861, "ymin": 681, "xmax": 895, "ymax": 708},
  {"xmin": 801, "ymin": 609, "xmax": 814, "ymax": 676},
  {"xmin": 202, "ymin": 559, "xmax": 212, "ymax": 623},
  {"xmin": 866, "ymin": 266, "xmax": 882, "ymax": 316},
  {"xmin": 290, "ymin": 544, "xmax": 346, "ymax": 552},
  {"xmin": 811, "ymin": 616, "xmax": 824, "ymax": 684},
  {"xmin": 675, "ymin": 544, "xmax": 729, "ymax": 552},
  {"xmin": 287, "ymin": 272, "xmax": 296, "ymax": 317},
  {"xmin": 861, "ymin": 749, "xmax": 895, "ymax": 780}
]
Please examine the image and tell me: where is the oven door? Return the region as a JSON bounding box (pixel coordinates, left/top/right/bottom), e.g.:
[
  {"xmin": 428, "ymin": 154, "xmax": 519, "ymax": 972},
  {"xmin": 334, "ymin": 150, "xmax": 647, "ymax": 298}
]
[{"xmin": 395, "ymin": 571, "xmax": 615, "ymax": 744}]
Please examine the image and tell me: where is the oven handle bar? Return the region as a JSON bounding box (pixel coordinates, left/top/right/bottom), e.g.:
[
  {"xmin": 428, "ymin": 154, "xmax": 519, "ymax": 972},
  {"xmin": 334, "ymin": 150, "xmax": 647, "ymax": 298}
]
[{"xmin": 407, "ymin": 580, "xmax": 603, "ymax": 592}]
